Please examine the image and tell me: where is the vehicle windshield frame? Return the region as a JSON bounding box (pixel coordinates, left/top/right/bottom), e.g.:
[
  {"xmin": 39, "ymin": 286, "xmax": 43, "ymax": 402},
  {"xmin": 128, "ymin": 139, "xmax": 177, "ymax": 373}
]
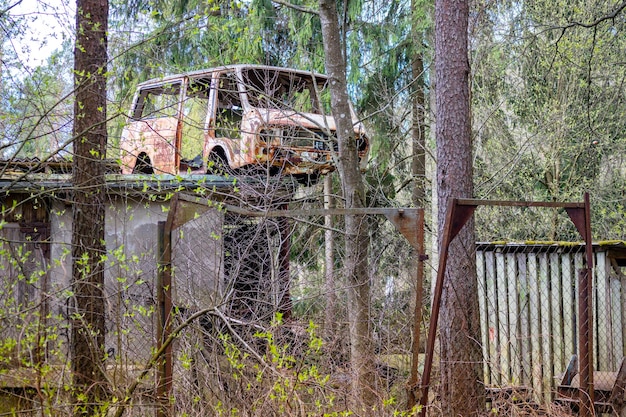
[{"xmin": 237, "ymin": 68, "xmax": 330, "ymax": 115}]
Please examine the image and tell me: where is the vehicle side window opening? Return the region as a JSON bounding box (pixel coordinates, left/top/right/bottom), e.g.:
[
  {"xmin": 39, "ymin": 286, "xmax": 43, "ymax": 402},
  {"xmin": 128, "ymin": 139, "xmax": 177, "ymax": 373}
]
[
  {"xmin": 132, "ymin": 83, "xmax": 181, "ymax": 120},
  {"xmin": 314, "ymin": 78, "xmax": 332, "ymax": 115},
  {"xmin": 181, "ymin": 78, "xmax": 211, "ymax": 162},
  {"xmin": 241, "ymin": 69, "xmax": 329, "ymax": 115},
  {"xmin": 242, "ymin": 69, "xmax": 283, "ymax": 109},
  {"xmin": 215, "ymin": 73, "xmax": 243, "ymax": 139},
  {"xmin": 280, "ymin": 76, "xmax": 320, "ymax": 114}
]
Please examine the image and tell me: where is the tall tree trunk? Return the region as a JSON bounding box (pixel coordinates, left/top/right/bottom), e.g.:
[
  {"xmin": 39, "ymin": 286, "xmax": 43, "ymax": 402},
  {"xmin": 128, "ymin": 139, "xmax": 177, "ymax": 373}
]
[
  {"xmin": 318, "ymin": 0, "xmax": 375, "ymax": 408},
  {"xmin": 323, "ymin": 175, "xmax": 337, "ymax": 339},
  {"xmin": 435, "ymin": 0, "xmax": 484, "ymax": 415},
  {"xmin": 411, "ymin": 4, "xmax": 427, "ymax": 209},
  {"xmin": 407, "ymin": 0, "xmax": 427, "ymax": 408},
  {"xmin": 72, "ymin": 0, "xmax": 109, "ymax": 414}
]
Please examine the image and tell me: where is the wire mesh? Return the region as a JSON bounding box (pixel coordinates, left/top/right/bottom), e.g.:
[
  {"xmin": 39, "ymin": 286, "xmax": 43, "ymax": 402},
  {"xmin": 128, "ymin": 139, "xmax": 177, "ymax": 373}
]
[
  {"xmin": 163, "ymin": 197, "xmax": 422, "ymax": 415},
  {"xmin": 432, "ymin": 203, "xmax": 626, "ymax": 416},
  {"xmin": 4, "ymin": 191, "xmax": 625, "ymax": 415}
]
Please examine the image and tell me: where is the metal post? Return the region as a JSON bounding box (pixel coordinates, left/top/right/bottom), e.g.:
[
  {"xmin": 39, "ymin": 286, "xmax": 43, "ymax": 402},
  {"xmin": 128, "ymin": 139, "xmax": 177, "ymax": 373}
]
[
  {"xmin": 156, "ymin": 221, "xmax": 173, "ymax": 417},
  {"xmin": 418, "ymin": 199, "xmax": 475, "ymax": 417},
  {"xmin": 407, "ymin": 208, "xmax": 425, "ymax": 410},
  {"xmin": 578, "ymin": 268, "xmax": 592, "ymax": 417},
  {"xmin": 578, "ymin": 193, "xmax": 594, "ymax": 417},
  {"xmin": 419, "ymin": 199, "xmax": 456, "ymax": 416}
]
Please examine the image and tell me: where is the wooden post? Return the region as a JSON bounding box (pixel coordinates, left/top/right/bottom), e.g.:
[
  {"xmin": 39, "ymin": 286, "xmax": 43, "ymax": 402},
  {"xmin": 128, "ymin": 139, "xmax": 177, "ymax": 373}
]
[
  {"xmin": 323, "ymin": 176, "xmax": 336, "ymax": 338},
  {"xmin": 278, "ymin": 204, "xmax": 292, "ymax": 320},
  {"xmin": 157, "ymin": 221, "xmax": 173, "ymax": 417}
]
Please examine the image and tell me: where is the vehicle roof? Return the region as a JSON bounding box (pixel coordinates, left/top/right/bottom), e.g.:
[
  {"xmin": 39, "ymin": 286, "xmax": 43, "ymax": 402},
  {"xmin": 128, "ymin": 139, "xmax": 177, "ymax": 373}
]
[{"xmin": 136, "ymin": 64, "xmax": 328, "ymax": 89}]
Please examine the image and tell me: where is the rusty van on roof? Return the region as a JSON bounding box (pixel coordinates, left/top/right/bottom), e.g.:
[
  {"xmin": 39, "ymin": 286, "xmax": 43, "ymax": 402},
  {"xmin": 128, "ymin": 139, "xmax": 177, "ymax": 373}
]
[{"xmin": 120, "ymin": 65, "xmax": 369, "ymax": 184}]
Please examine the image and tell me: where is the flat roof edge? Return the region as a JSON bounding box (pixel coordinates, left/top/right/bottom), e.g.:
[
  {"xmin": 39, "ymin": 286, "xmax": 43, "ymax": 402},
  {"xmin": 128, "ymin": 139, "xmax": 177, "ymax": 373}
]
[
  {"xmin": 476, "ymin": 241, "xmax": 626, "ymax": 251},
  {"xmin": 137, "ymin": 64, "xmax": 328, "ymax": 87}
]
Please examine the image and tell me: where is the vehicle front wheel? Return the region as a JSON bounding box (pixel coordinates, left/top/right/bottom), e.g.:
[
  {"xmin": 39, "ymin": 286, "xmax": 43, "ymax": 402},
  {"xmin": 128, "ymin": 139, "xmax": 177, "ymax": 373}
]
[{"xmin": 295, "ymin": 172, "xmax": 321, "ymax": 186}]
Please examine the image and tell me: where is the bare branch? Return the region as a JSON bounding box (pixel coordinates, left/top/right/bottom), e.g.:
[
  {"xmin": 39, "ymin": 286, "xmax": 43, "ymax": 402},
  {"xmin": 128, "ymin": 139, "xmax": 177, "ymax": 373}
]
[
  {"xmin": 271, "ymin": 0, "xmax": 318, "ymax": 16},
  {"xmin": 109, "ymin": 305, "xmax": 283, "ymax": 417},
  {"xmin": 111, "ymin": 306, "xmax": 217, "ymax": 417},
  {"xmin": 0, "ymin": 0, "xmax": 23, "ymax": 18}
]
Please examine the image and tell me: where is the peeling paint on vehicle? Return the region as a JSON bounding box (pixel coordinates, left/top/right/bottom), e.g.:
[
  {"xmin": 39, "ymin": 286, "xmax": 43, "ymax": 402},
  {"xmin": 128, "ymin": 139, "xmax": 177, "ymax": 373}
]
[{"xmin": 120, "ymin": 65, "xmax": 369, "ymax": 183}]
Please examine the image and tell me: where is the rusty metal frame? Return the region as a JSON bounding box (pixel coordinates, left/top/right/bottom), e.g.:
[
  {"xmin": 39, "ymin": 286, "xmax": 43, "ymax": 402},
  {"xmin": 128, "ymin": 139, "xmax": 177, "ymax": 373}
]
[
  {"xmin": 418, "ymin": 195, "xmax": 594, "ymax": 417},
  {"xmin": 156, "ymin": 194, "xmax": 214, "ymax": 417}
]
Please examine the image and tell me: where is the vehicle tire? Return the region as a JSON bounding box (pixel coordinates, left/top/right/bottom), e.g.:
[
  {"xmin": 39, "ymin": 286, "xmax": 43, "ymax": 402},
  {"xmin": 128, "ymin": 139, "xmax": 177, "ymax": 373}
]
[
  {"xmin": 132, "ymin": 153, "xmax": 154, "ymax": 174},
  {"xmin": 295, "ymin": 172, "xmax": 321, "ymax": 186},
  {"xmin": 207, "ymin": 150, "xmax": 230, "ymax": 176}
]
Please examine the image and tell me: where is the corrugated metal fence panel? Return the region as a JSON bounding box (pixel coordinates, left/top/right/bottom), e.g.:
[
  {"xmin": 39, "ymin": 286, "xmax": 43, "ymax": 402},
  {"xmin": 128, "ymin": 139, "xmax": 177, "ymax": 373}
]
[
  {"xmin": 476, "ymin": 250, "xmax": 491, "ymax": 385},
  {"xmin": 538, "ymin": 252, "xmax": 553, "ymax": 399},
  {"xmin": 527, "ymin": 252, "xmax": 543, "ymax": 401},
  {"xmin": 477, "ymin": 247, "xmax": 623, "ymax": 403}
]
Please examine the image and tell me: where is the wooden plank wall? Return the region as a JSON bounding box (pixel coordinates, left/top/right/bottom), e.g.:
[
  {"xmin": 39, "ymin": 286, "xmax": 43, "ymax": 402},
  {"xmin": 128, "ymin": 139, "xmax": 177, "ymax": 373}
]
[{"xmin": 476, "ymin": 246, "xmax": 625, "ymax": 403}]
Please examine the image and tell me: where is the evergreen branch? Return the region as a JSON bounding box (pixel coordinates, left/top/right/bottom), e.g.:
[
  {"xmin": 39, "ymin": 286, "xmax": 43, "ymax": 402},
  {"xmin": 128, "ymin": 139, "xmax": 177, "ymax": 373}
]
[{"xmin": 271, "ymin": 0, "xmax": 319, "ymax": 16}]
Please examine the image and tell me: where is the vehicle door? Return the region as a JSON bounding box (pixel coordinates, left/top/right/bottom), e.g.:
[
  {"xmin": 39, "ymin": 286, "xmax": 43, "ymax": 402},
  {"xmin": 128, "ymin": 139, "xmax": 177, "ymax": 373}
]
[
  {"xmin": 205, "ymin": 71, "xmax": 247, "ymax": 168},
  {"xmin": 121, "ymin": 80, "xmax": 184, "ymax": 174},
  {"xmin": 180, "ymin": 76, "xmax": 212, "ymax": 172}
]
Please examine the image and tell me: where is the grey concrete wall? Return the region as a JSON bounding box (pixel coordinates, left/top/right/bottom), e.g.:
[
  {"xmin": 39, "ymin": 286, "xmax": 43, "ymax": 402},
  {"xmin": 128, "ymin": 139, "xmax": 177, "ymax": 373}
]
[
  {"xmin": 172, "ymin": 207, "xmax": 224, "ymax": 311},
  {"xmin": 45, "ymin": 195, "xmax": 225, "ymax": 364}
]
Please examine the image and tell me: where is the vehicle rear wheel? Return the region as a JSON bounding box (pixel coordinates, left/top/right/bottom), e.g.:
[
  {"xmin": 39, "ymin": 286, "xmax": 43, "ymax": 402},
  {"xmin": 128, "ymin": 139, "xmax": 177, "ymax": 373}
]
[
  {"xmin": 132, "ymin": 153, "xmax": 154, "ymax": 174},
  {"xmin": 207, "ymin": 150, "xmax": 230, "ymax": 176}
]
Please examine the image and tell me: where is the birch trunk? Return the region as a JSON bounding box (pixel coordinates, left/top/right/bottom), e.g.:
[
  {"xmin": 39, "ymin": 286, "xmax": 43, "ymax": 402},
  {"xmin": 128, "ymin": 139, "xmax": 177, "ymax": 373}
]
[{"xmin": 319, "ymin": 0, "xmax": 375, "ymax": 408}]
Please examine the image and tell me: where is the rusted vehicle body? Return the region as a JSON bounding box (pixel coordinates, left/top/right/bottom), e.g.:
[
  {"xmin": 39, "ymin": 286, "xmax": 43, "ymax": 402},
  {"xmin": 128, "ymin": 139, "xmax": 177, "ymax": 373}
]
[{"xmin": 120, "ymin": 65, "xmax": 369, "ymax": 183}]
